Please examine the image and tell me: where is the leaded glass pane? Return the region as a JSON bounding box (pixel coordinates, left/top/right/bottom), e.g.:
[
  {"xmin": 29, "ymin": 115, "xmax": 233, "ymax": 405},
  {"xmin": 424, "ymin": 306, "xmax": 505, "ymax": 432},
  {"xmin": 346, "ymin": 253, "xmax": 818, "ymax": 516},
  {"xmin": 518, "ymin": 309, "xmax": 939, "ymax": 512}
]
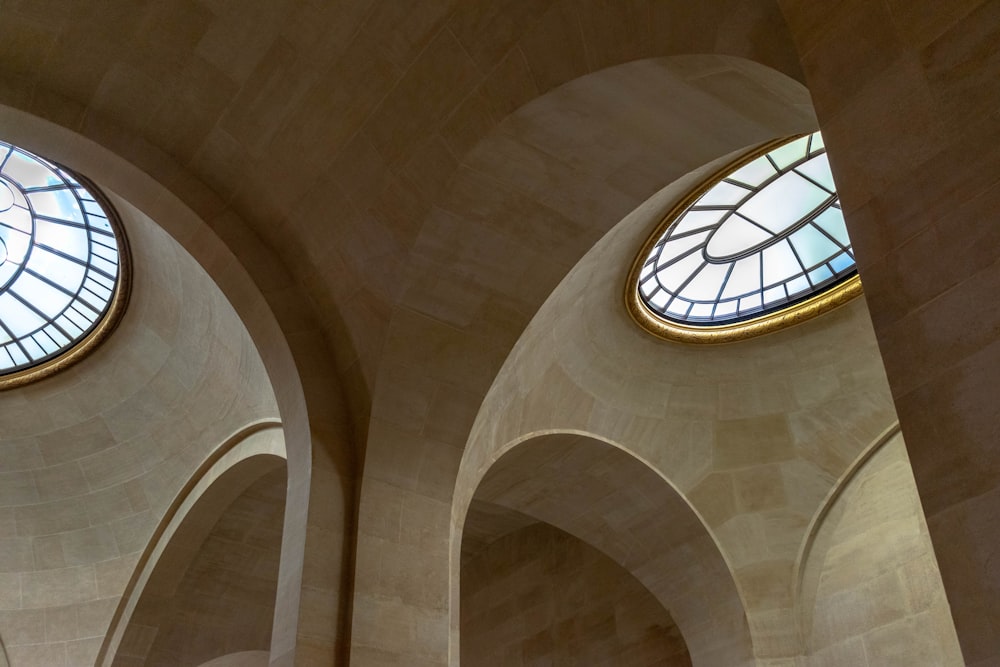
[
  {"xmin": 637, "ymin": 131, "xmax": 856, "ymax": 325},
  {"xmin": 0, "ymin": 140, "xmax": 123, "ymax": 375}
]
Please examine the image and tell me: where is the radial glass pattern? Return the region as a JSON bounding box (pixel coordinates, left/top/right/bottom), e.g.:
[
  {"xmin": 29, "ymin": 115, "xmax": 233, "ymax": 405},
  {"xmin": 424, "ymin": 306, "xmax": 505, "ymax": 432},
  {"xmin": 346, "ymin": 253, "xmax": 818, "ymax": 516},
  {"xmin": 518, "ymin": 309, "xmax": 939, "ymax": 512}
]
[
  {"xmin": 637, "ymin": 132, "xmax": 855, "ymax": 325},
  {"xmin": 0, "ymin": 140, "xmax": 122, "ymax": 375}
]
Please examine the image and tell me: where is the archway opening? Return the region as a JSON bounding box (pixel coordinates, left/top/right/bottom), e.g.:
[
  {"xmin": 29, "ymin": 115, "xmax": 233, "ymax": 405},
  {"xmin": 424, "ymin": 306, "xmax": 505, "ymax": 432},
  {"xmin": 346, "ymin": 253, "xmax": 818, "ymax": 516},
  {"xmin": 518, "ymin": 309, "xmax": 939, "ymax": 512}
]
[
  {"xmin": 461, "ymin": 433, "xmax": 752, "ymax": 666},
  {"xmin": 113, "ymin": 455, "xmax": 287, "ymax": 666}
]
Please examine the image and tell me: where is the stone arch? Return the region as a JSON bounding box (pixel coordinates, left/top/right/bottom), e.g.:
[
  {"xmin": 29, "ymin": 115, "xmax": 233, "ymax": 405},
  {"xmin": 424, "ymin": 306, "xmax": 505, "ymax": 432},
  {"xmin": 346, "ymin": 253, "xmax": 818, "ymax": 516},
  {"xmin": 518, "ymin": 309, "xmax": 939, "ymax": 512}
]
[
  {"xmin": 0, "ymin": 107, "xmax": 352, "ymax": 664},
  {"xmin": 793, "ymin": 423, "xmax": 902, "ymax": 646},
  {"xmin": 0, "ymin": 4, "xmax": 814, "ymax": 660},
  {"xmin": 420, "ymin": 56, "xmax": 901, "ymax": 667},
  {"xmin": 460, "ymin": 431, "xmax": 752, "ymax": 666},
  {"xmin": 99, "ymin": 422, "xmax": 284, "ymax": 664},
  {"xmin": 354, "ymin": 52, "xmax": 828, "ymax": 664},
  {"xmin": 794, "ymin": 425, "xmax": 963, "ymax": 665}
]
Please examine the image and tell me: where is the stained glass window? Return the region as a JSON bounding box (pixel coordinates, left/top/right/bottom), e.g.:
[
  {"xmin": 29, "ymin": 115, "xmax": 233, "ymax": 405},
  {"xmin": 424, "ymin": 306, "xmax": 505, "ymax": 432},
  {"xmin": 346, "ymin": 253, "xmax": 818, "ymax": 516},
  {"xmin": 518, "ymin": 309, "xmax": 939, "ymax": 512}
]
[
  {"xmin": 636, "ymin": 132, "xmax": 855, "ymax": 325},
  {"xmin": 0, "ymin": 140, "xmax": 124, "ymax": 376}
]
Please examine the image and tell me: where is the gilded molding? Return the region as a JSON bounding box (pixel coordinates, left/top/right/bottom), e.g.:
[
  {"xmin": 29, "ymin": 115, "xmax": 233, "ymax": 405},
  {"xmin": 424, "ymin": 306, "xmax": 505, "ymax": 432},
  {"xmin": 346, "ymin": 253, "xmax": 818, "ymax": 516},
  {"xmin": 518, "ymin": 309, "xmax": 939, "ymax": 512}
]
[
  {"xmin": 625, "ymin": 135, "xmax": 862, "ymax": 344},
  {"xmin": 0, "ymin": 172, "xmax": 132, "ymax": 390}
]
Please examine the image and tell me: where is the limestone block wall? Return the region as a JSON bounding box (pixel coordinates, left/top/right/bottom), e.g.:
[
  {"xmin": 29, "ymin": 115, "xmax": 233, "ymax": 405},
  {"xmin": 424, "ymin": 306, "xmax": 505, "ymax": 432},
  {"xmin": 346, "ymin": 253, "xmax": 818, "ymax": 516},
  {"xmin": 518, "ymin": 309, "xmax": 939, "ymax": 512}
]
[
  {"xmin": 461, "ymin": 521, "xmax": 690, "ymax": 667},
  {"xmin": 115, "ymin": 467, "xmax": 286, "ymax": 666},
  {"xmin": 777, "ymin": 2, "xmax": 1000, "ymax": 662},
  {"xmin": 801, "ymin": 433, "xmax": 962, "ymax": 666},
  {"xmin": 0, "ymin": 196, "xmax": 278, "ymax": 666},
  {"xmin": 455, "ymin": 131, "xmax": 897, "ymax": 662},
  {"xmin": 467, "ymin": 434, "xmax": 752, "ymax": 666}
]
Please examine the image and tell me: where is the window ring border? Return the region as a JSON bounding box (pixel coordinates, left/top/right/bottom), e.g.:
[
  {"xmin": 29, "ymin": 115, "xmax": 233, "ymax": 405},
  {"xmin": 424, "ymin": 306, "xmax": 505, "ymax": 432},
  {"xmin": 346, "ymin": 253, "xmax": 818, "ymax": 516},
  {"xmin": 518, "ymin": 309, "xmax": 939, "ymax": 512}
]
[
  {"xmin": 0, "ymin": 169, "xmax": 132, "ymax": 389},
  {"xmin": 625, "ymin": 133, "xmax": 863, "ymax": 344}
]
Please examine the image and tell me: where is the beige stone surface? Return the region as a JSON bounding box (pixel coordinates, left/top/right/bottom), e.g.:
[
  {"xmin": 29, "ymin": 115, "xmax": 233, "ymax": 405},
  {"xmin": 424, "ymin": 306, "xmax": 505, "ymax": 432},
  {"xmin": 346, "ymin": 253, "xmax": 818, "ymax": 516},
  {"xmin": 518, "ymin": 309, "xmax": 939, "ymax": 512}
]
[
  {"xmin": 798, "ymin": 432, "xmax": 962, "ymax": 666},
  {"xmin": 778, "ymin": 1, "xmax": 1000, "ymax": 662},
  {"xmin": 466, "ymin": 434, "xmax": 752, "ymax": 666},
  {"xmin": 462, "ymin": 518, "xmax": 690, "ymax": 666},
  {"xmin": 0, "ymin": 193, "xmax": 279, "ymax": 665},
  {"xmin": 0, "ymin": 1, "xmax": 991, "ymax": 665},
  {"xmin": 116, "ymin": 466, "xmax": 285, "ymax": 666}
]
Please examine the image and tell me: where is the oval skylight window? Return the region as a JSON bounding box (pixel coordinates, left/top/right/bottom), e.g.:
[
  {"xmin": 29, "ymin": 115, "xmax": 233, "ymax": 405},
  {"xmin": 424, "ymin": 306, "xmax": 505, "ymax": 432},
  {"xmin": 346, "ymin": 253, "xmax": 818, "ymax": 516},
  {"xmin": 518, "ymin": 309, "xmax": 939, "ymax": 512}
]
[
  {"xmin": 0, "ymin": 140, "xmax": 130, "ymax": 387},
  {"xmin": 627, "ymin": 131, "xmax": 861, "ymax": 343}
]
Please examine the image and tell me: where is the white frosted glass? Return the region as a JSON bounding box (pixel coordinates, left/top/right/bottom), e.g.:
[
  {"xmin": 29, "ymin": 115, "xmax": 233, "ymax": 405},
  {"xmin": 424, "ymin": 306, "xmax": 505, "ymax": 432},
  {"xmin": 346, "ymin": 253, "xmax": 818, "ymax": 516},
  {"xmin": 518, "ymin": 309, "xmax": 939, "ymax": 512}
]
[
  {"xmin": 656, "ymin": 251, "xmax": 704, "ymax": 291},
  {"xmin": 8, "ymin": 343, "xmax": 28, "ymax": 365},
  {"xmin": 0, "ymin": 327, "xmax": 8, "ymax": 344},
  {"xmin": 91, "ymin": 241, "xmax": 117, "ymax": 264},
  {"xmin": 649, "ymin": 289, "xmax": 669, "ymax": 309},
  {"xmin": 721, "ymin": 255, "xmax": 760, "ymax": 299},
  {"xmin": 0, "ymin": 349, "xmax": 13, "ymax": 369},
  {"xmin": 86, "ymin": 215, "xmax": 113, "ymax": 234},
  {"xmin": 728, "ymin": 156, "xmax": 776, "ymax": 187},
  {"xmin": 0, "ymin": 292, "xmax": 44, "ymax": 336},
  {"xmin": 714, "ymin": 301, "xmax": 737, "ymax": 317},
  {"xmin": 35, "ymin": 219, "xmax": 89, "ymax": 260},
  {"xmin": 706, "ymin": 215, "xmax": 772, "ymax": 258},
  {"xmin": 26, "ymin": 247, "xmax": 86, "ymax": 292},
  {"xmin": 20, "ymin": 336, "xmax": 44, "ymax": 360},
  {"xmin": 0, "ymin": 225, "xmax": 30, "ymax": 266},
  {"xmin": 672, "ymin": 209, "xmax": 723, "ymax": 235},
  {"xmin": 738, "ymin": 171, "xmax": 830, "ymax": 235},
  {"xmin": 74, "ymin": 296, "xmax": 99, "ymax": 318},
  {"xmin": 34, "ymin": 332, "xmax": 58, "ymax": 354},
  {"xmin": 656, "ymin": 230, "xmax": 709, "ymax": 268},
  {"xmin": 84, "ymin": 278, "xmax": 113, "ymax": 302},
  {"xmin": 1, "ymin": 204, "xmax": 32, "ymax": 234},
  {"xmin": 91, "ymin": 272, "xmax": 114, "ymax": 290},
  {"xmin": 809, "ymin": 265, "xmax": 833, "ymax": 285},
  {"xmin": 56, "ymin": 315, "xmax": 83, "ymax": 337},
  {"xmin": 739, "ymin": 293, "xmax": 763, "ymax": 313},
  {"xmin": 639, "ymin": 262, "xmax": 654, "ymax": 280},
  {"xmin": 0, "ymin": 182, "xmax": 13, "ymax": 210},
  {"xmin": 46, "ymin": 325, "xmax": 69, "ymax": 346},
  {"xmin": 810, "ymin": 132, "xmax": 825, "ymax": 153},
  {"xmin": 678, "ymin": 261, "xmax": 730, "ymax": 301},
  {"xmin": 640, "ymin": 277, "xmax": 657, "ymax": 298},
  {"xmin": 761, "ymin": 239, "xmax": 802, "ymax": 287},
  {"xmin": 689, "ymin": 302, "xmax": 714, "ymax": 318},
  {"xmin": 814, "ymin": 206, "xmax": 850, "ymax": 246},
  {"xmin": 789, "ymin": 226, "xmax": 839, "ymax": 268},
  {"xmin": 786, "ymin": 275, "xmax": 810, "ymax": 297},
  {"xmin": 4, "ymin": 151, "xmax": 60, "ymax": 189},
  {"xmin": 10, "ymin": 273, "xmax": 70, "ymax": 318},
  {"xmin": 27, "ymin": 189, "xmax": 84, "ymax": 223},
  {"xmin": 91, "ymin": 255, "xmax": 118, "ymax": 278},
  {"xmin": 769, "ymin": 136, "xmax": 809, "ymax": 169},
  {"xmin": 795, "ymin": 153, "xmax": 836, "ymax": 192},
  {"xmin": 666, "ymin": 298, "xmax": 689, "ymax": 316},
  {"xmin": 697, "ymin": 181, "xmax": 750, "ymax": 206},
  {"xmin": 65, "ymin": 307, "xmax": 90, "ymax": 331},
  {"xmin": 763, "ymin": 286, "xmax": 785, "ymax": 305}
]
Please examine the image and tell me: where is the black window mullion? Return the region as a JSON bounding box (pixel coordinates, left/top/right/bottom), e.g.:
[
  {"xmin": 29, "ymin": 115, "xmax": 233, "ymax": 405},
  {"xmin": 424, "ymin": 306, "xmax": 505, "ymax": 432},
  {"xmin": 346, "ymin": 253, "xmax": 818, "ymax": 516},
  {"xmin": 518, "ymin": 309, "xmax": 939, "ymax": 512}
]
[
  {"xmin": 7, "ymin": 289, "xmax": 74, "ymax": 342},
  {"xmin": 0, "ymin": 319, "xmax": 32, "ymax": 363}
]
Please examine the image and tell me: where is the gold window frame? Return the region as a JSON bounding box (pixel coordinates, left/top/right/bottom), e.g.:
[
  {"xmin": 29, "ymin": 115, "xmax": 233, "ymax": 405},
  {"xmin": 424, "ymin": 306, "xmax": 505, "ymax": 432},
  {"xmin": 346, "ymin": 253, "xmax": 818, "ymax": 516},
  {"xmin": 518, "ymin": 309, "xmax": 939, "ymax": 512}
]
[
  {"xmin": 625, "ymin": 136, "xmax": 862, "ymax": 344},
  {"xmin": 0, "ymin": 172, "xmax": 132, "ymax": 390}
]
